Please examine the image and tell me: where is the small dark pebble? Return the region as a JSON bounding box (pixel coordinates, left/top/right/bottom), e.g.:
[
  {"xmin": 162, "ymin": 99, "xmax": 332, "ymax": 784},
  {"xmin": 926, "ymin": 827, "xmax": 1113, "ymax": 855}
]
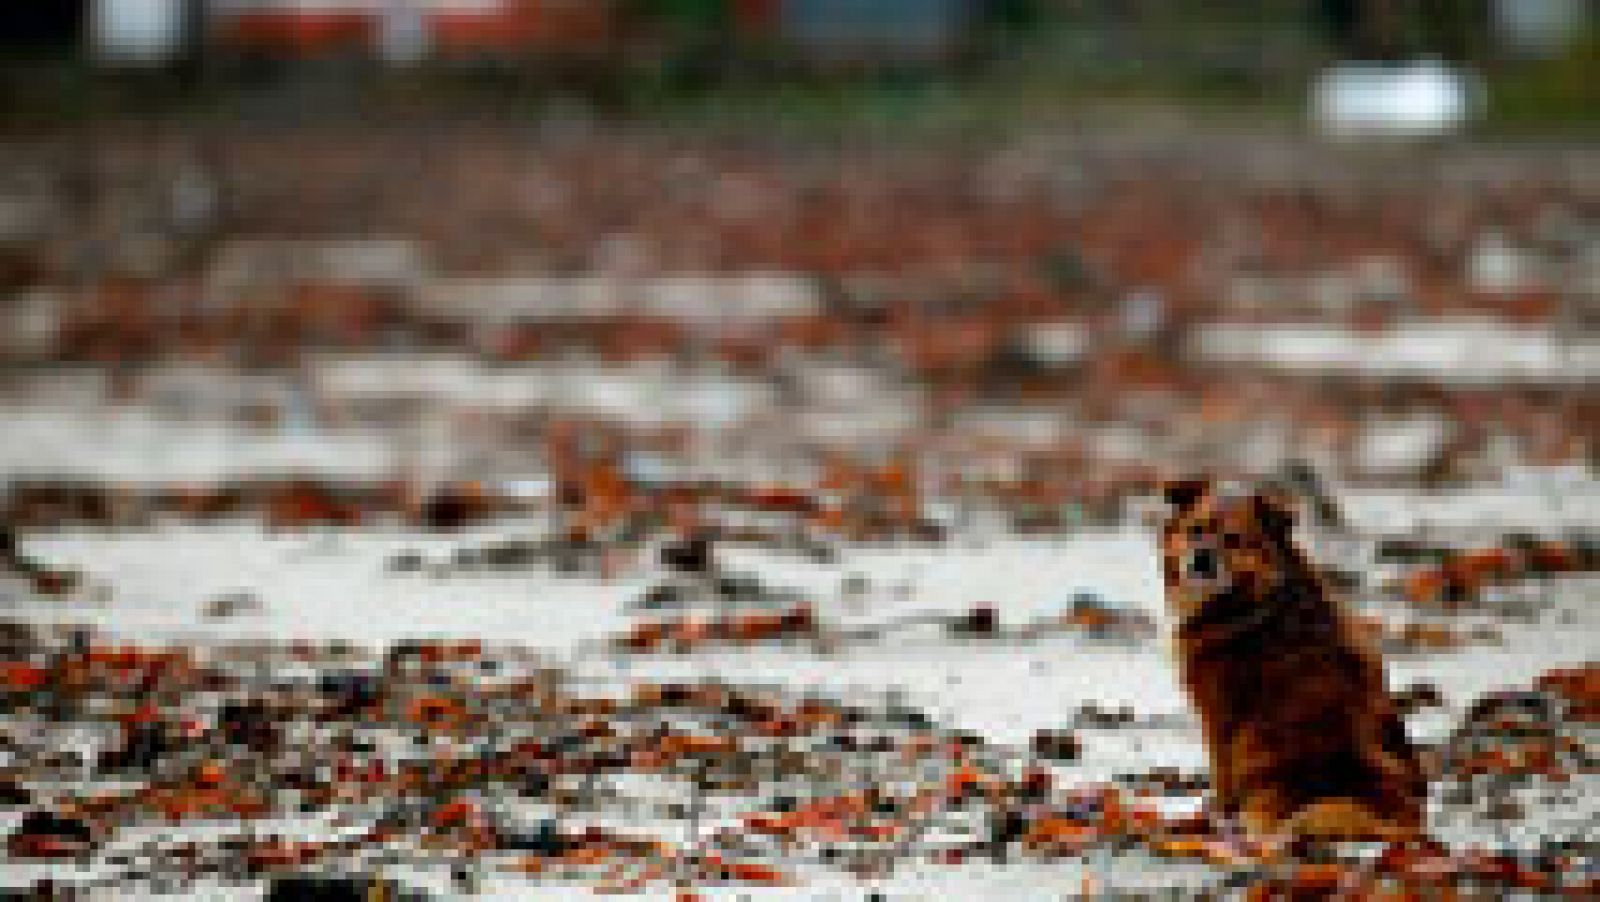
[
  {"xmin": 265, "ymin": 875, "xmax": 423, "ymax": 902},
  {"xmin": 1031, "ymin": 729, "xmax": 1082, "ymax": 762}
]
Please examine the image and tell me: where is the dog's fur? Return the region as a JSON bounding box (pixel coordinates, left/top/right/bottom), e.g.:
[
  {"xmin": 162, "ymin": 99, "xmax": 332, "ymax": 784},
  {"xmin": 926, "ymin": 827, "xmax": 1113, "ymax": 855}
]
[{"xmin": 1160, "ymin": 479, "xmax": 1426, "ymax": 843}]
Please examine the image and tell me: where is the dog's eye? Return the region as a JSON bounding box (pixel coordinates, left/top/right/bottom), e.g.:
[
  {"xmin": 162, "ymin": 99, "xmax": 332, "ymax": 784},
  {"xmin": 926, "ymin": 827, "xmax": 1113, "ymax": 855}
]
[
  {"xmin": 1222, "ymin": 533, "xmax": 1242, "ymax": 548},
  {"xmin": 1188, "ymin": 524, "xmax": 1209, "ymax": 539}
]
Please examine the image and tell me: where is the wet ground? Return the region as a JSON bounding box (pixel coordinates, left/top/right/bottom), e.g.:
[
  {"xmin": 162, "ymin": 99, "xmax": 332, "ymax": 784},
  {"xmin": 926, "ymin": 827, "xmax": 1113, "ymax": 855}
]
[{"xmin": 3, "ymin": 510, "xmax": 1596, "ymax": 899}]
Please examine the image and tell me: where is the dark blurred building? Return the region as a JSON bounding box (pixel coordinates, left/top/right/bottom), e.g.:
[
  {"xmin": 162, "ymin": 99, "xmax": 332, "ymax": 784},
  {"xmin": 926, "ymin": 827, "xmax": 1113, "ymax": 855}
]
[
  {"xmin": 0, "ymin": 2, "xmax": 89, "ymax": 55},
  {"xmin": 776, "ymin": 0, "xmax": 977, "ymax": 63}
]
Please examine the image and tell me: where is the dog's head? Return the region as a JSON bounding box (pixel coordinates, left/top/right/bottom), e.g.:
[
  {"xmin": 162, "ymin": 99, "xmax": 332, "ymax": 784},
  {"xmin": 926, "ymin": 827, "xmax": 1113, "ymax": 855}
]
[{"xmin": 1160, "ymin": 478, "xmax": 1300, "ymax": 623}]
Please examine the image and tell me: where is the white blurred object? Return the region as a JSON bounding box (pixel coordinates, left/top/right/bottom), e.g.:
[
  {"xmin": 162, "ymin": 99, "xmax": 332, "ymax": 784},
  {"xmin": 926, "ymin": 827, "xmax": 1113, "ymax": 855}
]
[
  {"xmin": 1312, "ymin": 59, "xmax": 1480, "ymax": 139},
  {"xmin": 1118, "ymin": 288, "xmax": 1165, "ymax": 342},
  {"xmin": 1192, "ymin": 320, "xmax": 1600, "ymax": 385},
  {"xmin": 1494, "ymin": 0, "xmax": 1588, "ymax": 57},
  {"xmin": 210, "ymin": 238, "xmax": 428, "ymax": 291},
  {"xmin": 1022, "ymin": 321, "xmax": 1090, "ymax": 364},
  {"xmin": 413, "ymin": 273, "xmax": 820, "ymax": 327},
  {"xmin": 1355, "ymin": 418, "xmax": 1451, "ymax": 477},
  {"xmin": 0, "ymin": 291, "xmax": 62, "ymax": 359},
  {"xmin": 1467, "ymin": 229, "xmax": 1539, "ymax": 294},
  {"xmin": 91, "ymin": 0, "xmax": 186, "ymax": 65},
  {"xmin": 377, "ymin": 0, "xmax": 430, "ymax": 65},
  {"xmin": 495, "ymin": 477, "xmax": 555, "ymax": 501}
]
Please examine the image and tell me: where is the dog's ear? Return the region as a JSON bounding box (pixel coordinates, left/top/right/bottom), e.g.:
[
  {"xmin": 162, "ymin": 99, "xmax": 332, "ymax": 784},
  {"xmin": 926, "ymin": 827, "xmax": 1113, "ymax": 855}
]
[
  {"xmin": 1253, "ymin": 492, "xmax": 1296, "ymax": 542},
  {"xmin": 1162, "ymin": 479, "xmax": 1211, "ymax": 513}
]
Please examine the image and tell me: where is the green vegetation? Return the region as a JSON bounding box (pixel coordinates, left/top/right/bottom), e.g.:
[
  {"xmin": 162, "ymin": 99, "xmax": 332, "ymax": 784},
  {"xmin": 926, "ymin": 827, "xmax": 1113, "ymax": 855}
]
[{"xmin": 1485, "ymin": 29, "xmax": 1600, "ymax": 131}]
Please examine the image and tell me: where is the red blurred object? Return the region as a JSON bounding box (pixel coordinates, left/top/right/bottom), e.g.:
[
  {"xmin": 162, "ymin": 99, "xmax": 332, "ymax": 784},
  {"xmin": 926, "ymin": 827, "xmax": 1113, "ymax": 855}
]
[
  {"xmin": 1537, "ymin": 664, "xmax": 1599, "ymax": 722},
  {"xmin": 430, "ymin": 798, "xmax": 479, "ymax": 828},
  {"xmin": 7, "ymin": 834, "xmax": 88, "ymax": 860},
  {"xmin": 431, "ymin": 1, "xmax": 616, "ymax": 55},
  {"xmin": 0, "ymin": 662, "xmax": 47, "ymax": 691},
  {"xmin": 224, "ymin": 7, "xmax": 375, "ymax": 56},
  {"xmin": 217, "ymin": 1, "xmax": 618, "ymax": 58}
]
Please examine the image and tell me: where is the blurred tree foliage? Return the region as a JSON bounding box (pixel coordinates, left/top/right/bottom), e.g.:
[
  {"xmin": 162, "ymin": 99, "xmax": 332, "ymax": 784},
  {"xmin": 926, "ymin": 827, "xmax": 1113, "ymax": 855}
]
[{"xmin": 1489, "ymin": 26, "xmax": 1600, "ymax": 128}]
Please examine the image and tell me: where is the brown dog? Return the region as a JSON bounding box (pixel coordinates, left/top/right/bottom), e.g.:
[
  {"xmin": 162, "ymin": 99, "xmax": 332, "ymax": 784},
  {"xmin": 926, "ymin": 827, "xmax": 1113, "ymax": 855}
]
[{"xmin": 1161, "ymin": 479, "xmax": 1426, "ymax": 845}]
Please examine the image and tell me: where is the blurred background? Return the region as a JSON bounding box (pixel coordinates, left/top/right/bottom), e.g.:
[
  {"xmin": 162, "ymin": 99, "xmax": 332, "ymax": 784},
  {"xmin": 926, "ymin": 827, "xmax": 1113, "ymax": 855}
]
[
  {"xmin": 0, "ymin": 1, "xmax": 1596, "ymax": 537},
  {"xmin": 1, "ymin": 2, "xmax": 1596, "ymax": 121},
  {"xmin": 0, "ymin": 6, "xmax": 1598, "ymax": 898}
]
